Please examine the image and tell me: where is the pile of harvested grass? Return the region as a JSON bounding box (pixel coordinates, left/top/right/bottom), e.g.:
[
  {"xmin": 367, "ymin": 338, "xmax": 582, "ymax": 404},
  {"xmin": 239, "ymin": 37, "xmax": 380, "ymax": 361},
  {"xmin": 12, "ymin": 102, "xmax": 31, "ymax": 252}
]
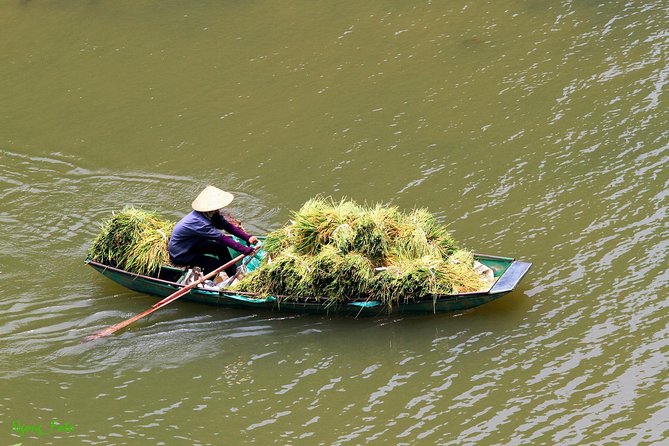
[
  {"xmin": 88, "ymin": 208, "xmax": 174, "ymax": 276},
  {"xmin": 234, "ymin": 197, "xmax": 488, "ymax": 305}
]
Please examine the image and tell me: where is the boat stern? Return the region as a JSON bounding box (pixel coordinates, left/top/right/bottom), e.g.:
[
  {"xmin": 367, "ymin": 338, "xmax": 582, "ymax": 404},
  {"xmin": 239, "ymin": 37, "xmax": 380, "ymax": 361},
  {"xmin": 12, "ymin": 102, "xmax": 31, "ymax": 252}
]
[{"xmin": 490, "ymin": 261, "xmax": 533, "ymax": 294}]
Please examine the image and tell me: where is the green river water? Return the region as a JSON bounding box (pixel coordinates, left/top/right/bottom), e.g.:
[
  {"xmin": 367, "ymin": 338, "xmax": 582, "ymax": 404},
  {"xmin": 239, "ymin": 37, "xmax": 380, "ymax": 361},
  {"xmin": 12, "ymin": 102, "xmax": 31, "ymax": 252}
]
[{"xmin": 1, "ymin": 1, "xmax": 667, "ymax": 445}]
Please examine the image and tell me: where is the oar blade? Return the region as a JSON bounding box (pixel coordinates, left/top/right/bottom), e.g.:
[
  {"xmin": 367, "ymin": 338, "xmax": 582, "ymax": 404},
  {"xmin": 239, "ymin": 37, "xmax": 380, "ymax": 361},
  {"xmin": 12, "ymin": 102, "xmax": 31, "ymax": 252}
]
[{"xmin": 83, "ymin": 307, "xmax": 157, "ymax": 342}]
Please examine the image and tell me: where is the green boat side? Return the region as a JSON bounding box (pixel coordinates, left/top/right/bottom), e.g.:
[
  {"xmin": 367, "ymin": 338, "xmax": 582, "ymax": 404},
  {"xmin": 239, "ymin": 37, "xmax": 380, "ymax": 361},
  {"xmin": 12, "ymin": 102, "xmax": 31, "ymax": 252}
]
[{"xmin": 84, "ymin": 252, "xmax": 531, "ymax": 316}]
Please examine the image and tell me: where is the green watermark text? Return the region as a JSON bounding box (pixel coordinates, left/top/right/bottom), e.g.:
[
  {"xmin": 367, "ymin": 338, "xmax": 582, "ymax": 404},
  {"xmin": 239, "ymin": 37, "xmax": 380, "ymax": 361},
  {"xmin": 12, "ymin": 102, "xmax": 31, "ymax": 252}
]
[{"xmin": 11, "ymin": 419, "xmax": 75, "ymax": 437}]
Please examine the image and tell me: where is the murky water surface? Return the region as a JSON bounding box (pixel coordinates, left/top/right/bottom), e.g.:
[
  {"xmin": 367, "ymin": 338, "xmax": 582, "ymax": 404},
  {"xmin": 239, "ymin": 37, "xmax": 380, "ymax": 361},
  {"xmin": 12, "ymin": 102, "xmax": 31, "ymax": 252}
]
[{"xmin": 1, "ymin": 1, "xmax": 667, "ymax": 444}]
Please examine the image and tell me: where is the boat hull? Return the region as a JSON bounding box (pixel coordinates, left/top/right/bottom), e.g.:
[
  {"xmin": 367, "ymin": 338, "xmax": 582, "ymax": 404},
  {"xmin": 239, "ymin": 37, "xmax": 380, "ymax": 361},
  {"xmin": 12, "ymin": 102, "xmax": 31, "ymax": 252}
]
[{"xmin": 85, "ymin": 254, "xmax": 531, "ymax": 316}]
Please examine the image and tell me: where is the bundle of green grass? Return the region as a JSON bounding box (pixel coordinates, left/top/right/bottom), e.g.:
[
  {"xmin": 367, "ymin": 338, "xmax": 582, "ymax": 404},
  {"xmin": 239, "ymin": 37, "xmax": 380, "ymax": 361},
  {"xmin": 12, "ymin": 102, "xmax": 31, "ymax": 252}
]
[
  {"xmin": 88, "ymin": 208, "xmax": 174, "ymax": 276},
  {"xmin": 234, "ymin": 198, "xmax": 489, "ymax": 304}
]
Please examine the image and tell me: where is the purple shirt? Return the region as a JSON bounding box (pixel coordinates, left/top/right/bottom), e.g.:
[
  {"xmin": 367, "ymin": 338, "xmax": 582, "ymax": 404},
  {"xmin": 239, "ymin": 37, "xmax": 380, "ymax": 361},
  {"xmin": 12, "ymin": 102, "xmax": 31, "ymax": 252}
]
[{"xmin": 168, "ymin": 211, "xmax": 252, "ymax": 264}]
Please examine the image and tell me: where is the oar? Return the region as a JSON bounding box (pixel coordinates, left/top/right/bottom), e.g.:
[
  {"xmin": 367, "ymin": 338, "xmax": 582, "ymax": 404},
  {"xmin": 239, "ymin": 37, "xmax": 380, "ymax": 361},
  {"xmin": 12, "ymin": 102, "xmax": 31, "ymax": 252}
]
[
  {"xmin": 220, "ymin": 245, "xmax": 260, "ymax": 287},
  {"xmin": 85, "ymin": 247, "xmax": 260, "ymax": 341}
]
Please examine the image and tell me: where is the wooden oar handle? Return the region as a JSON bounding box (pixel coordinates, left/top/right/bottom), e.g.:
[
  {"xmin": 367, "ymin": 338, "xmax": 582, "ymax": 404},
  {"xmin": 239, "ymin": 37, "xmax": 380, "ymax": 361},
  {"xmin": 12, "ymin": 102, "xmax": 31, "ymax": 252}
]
[
  {"xmin": 222, "ymin": 246, "xmax": 262, "ymax": 287},
  {"xmin": 152, "ymin": 246, "xmax": 260, "ymax": 310}
]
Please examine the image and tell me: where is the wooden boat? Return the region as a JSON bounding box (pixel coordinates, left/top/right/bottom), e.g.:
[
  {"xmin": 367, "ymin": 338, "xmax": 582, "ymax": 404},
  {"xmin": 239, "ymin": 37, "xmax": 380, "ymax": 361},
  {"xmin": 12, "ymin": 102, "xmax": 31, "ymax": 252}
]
[{"xmin": 85, "ymin": 246, "xmax": 531, "ymax": 316}]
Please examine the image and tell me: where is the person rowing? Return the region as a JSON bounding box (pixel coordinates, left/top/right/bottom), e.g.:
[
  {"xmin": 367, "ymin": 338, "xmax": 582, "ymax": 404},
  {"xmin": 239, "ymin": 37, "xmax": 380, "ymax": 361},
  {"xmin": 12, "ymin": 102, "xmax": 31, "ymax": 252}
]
[{"xmin": 168, "ymin": 185, "xmax": 259, "ymax": 278}]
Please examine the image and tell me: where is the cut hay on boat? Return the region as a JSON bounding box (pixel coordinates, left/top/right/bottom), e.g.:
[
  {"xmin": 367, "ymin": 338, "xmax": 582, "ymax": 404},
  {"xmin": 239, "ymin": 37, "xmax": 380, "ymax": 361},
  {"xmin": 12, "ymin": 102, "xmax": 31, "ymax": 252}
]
[
  {"xmin": 87, "ymin": 208, "xmax": 174, "ymax": 276},
  {"xmin": 234, "ymin": 197, "xmax": 488, "ymax": 305}
]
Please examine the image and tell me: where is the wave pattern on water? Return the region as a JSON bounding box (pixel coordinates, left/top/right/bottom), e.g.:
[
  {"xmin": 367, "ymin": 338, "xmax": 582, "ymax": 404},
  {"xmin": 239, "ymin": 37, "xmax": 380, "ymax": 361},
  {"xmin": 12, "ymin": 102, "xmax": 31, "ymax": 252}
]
[{"xmin": 0, "ymin": 149, "xmax": 281, "ymax": 379}]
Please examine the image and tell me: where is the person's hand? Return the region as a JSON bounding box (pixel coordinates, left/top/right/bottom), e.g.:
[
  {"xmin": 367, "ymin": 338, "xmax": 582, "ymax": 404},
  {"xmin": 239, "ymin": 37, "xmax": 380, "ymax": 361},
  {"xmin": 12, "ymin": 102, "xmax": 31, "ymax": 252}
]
[{"xmin": 248, "ymin": 236, "xmax": 259, "ymax": 245}]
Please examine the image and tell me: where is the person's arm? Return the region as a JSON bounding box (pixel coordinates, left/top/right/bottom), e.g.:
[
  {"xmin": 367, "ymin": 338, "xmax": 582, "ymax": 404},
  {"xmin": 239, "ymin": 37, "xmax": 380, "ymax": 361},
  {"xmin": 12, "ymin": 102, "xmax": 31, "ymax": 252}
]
[
  {"xmin": 214, "ymin": 213, "xmax": 255, "ymax": 244},
  {"xmin": 218, "ymin": 233, "xmax": 254, "ymax": 255},
  {"xmin": 196, "ymin": 212, "xmax": 255, "ymax": 255}
]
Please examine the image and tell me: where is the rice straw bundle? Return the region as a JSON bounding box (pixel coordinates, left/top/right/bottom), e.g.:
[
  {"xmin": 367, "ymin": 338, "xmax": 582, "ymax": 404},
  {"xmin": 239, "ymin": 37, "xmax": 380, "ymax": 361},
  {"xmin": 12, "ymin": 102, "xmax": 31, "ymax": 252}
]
[
  {"xmin": 321, "ymin": 250, "xmax": 375, "ymax": 301},
  {"xmin": 437, "ymin": 249, "xmax": 489, "ymax": 294},
  {"xmin": 262, "ymin": 227, "xmax": 291, "ymax": 256},
  {"xmin": 351, "ymin": 212, "xmax": 388, "ymax": 260},
  {"xmin": 88, "ymin": 208, "xmax": 174, "ymax": 276},
  {"xmin": 289, "ymin": 198, "xmax": 343, "ymax": 255},
  {"xmin": 234, "ymin": 197, "xmax": 488, "ymax": 305}
]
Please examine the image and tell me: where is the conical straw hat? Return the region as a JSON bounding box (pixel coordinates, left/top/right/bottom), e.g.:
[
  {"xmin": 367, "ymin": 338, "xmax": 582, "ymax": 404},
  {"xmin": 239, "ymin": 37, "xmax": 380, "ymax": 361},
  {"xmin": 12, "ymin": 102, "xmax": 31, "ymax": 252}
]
[{"xmin": 191, "ymin": 186, "xmax": 234, "ymax": 212}]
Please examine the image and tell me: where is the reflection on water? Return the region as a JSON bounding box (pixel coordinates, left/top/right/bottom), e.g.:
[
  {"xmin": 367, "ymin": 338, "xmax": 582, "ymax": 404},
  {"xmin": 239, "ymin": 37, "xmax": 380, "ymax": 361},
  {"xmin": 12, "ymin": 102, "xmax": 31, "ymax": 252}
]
[{"xmin": 1, "ymin": 0, "xmax": 668, "ymax": 444}]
